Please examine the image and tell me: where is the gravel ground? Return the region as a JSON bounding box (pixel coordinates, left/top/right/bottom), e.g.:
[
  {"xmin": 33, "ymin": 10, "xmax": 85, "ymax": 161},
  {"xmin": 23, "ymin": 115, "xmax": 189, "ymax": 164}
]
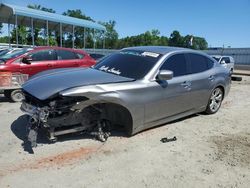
[{"xmin": 0, "ymin": 76, "xmax": 250, "ymax": 188}]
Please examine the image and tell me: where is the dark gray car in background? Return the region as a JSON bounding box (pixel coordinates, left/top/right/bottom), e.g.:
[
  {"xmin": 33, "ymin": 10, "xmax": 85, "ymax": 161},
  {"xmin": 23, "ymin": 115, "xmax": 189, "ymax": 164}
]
[{"xmin": 21, "ymin": 46, "xmax": 231, "ymax": 145}]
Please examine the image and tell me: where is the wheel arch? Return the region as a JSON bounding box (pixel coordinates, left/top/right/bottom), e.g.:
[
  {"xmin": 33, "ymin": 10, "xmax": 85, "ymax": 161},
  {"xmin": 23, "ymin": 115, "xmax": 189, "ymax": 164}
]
[{"xmin": 82, "ymin": 102, "xmax": 134, "ymax": 136}]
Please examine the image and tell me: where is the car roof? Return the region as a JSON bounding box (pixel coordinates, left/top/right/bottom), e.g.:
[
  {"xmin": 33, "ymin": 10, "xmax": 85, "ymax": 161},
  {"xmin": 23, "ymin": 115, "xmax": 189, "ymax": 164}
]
[
  {"xmin": 212, "ymin": 55, "xmax": 233, "ymax": 58},
  {"xmin": 211, "ymin": 55, "xmax": 222, "ymax": 58},
  {"xmin": 33, "ymin": 46, "xmax": 78, "ymax": 51},
  {"xmin": 123, "ymin": 46, "xmax": 196, "ymax": 55},
  {"xmin": 31, "ymin": 46, "xmax": 88, "ymax": 55}
]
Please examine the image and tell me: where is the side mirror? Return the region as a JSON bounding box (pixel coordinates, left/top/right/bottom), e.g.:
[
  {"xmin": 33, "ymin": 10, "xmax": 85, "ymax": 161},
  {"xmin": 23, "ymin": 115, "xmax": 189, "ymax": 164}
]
[
  {"xmin": 157, "ymin": 70, "xmax": 173, "ymax": 80},
  {"xmin": 22, "ymin": 56, "xmax": 32, "ymax": 64}
]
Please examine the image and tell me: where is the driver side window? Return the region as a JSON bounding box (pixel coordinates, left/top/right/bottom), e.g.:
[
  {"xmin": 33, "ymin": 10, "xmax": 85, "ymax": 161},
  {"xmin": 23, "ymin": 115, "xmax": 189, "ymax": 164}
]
[
  {"xmin": 29, "ymin": 50, "xmax": 57, "ymax": 62},
  {"xmin": 160, "ymin": 54, "xmax": 188, "ymax": 77}
]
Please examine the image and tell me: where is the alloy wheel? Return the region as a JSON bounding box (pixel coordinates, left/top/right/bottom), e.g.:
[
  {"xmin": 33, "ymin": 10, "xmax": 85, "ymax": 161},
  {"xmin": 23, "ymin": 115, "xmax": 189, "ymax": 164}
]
[{"xmin": 209, "ymin": 88, "xmax": 223, "ymax": 113}]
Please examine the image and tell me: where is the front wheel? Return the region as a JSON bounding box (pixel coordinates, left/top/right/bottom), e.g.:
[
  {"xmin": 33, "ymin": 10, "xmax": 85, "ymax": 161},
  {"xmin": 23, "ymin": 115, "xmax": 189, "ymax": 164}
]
[
  {"xmin": 205, "ymin": 87, "xmax": 224, "ymax": 114},
  {"xmin": 9, "ymin": 89, "xmax": 24, "ymax": 102}
]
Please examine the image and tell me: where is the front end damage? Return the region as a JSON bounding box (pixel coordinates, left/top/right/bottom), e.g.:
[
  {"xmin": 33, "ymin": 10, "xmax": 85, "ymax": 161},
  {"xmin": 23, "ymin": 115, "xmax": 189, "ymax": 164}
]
[{"xmin": 21, "ymin": 92, "xmax": 113, "ymax": 147}]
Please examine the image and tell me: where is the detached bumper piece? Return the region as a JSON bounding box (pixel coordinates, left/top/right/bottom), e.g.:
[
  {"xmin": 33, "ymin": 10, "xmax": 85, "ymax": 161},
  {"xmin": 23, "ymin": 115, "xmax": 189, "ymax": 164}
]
[
  {"xmin": 160, "ymin": 136, "xmax": 177, "ymax": 143},
  {"xmin": 27, "ymin": 118, "xmax": 39, "ymax": 148}
]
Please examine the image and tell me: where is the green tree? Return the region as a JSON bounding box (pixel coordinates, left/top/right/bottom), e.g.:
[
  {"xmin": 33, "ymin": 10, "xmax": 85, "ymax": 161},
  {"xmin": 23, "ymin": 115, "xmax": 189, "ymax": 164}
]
[
  {"xmin": 183, "ymin": 35, "xmax": 208, "ymax": 50},
  {"xmin": 192, "ymin": 37, "xmax": 208, "ymax": 50},
  {"xmin": 27, "ymin": 4, "xmax": 55, "ymax": 13},
  {"xmin": 26, "ymin": 4, "xmax": 56, "ymax": 45},
  {"xmin": 0, "ymin": 23, "xmax": 3, "ymax": 34},
  {"xmin": 19, "ymin": 26, "xmax": 28, "ymax": 45},
  {"xmin": 28, "ymin": 4, "xmax": 41, "ymax": 11},
  {"xmin": 183, "ymin": 35, "xmax": 194, "ymax": 48},
  {"xmin": 63, "ymin": 9, "xmax": 94, "ymax": 48},
  {"xmin": 0, "ymin": 36, "xmax": 9, "ymax": 43},
  {"xmin": 63, "ymin": 9, "xmax": 93, "ymax": 21},
  {"xmin": 99, "ymin": 20, "xmax": 118, "ymax": 49},
  {"xmin": 168, "ymin": 30, "xmax": 184, "ymax": 47},
  {"xmin": 158, "ymin": 36, "xmax": 168, "ymax": 46},
  {"xmin": 10, "ymin": 26, "xmax": 28, "ymax": 45},
  {"xmin": 116, "ymin": 30, "xmax": 168, "ymax": 49}
]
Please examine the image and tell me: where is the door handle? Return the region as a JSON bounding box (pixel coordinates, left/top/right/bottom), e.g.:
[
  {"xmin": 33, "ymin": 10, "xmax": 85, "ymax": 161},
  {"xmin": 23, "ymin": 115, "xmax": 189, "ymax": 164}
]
[
  {"xmin": 181, "ymin": 81, "xmax": 191, "ymax": 88},
  {"xmin": 47, "ymin": 64, "xmax": 52, "ymax": 67},
  {"xmin": 208, "ymin": 75, "xmax": 215, "ymax": 81}
]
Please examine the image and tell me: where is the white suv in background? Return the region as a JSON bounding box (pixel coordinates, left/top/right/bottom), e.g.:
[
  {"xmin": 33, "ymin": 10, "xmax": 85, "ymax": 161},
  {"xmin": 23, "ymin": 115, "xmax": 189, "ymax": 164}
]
[{"xmin": 212, "ymin": 55, "xmax": 235, "ymax": 73}]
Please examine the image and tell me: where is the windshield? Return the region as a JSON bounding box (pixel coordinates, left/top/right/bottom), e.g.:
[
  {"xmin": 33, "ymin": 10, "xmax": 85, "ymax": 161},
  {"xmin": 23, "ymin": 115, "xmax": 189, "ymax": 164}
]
[
  {"xmin": 212, "ymin": 57, "xmax": 221, "ymax": 62},
  {"xmin": 0, "ymin": 48, "xmax": 32, "ymax": 60},
  {"xmin": 0, "ymin": 49, "xmax": 10, "ymax": 57},
  {"xmin": 94, "ymin": 50, "xmax": 162, "ymax": 79}
]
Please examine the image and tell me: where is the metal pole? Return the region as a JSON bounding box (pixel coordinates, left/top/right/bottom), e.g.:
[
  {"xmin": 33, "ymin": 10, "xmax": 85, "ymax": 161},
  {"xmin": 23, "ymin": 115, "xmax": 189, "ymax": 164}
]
[
  {"xmin": 72, "ymin": 25, "xmax": 75, "ymax": 49},
  {"xmin": 83, "ymin": 27, "xmax": 86, "ymax": 49},
  {"xmin": 60, "ymin": 23, "xmax": 62, "ymax": 47},
  {"xmin": 15, "ymin": 14, "xmax": 18, "ymax": 47},
  {"xmin": 46, "ymin": 20, "xmax": 49, "ymax": 46},
  {"xmin": 31, "ymin": 18, "xmax": 34, "ymax": 46},
  {"xmin": 8, "ymin": 23, "xmax": 11, "ymax": 48},
  {"xmin": 103, "ymin": 31, "xmax": 105, "ymax": 49},
  {"xmin": 93, "ymin": 29, "xmax": 96, "ymax": 49}
]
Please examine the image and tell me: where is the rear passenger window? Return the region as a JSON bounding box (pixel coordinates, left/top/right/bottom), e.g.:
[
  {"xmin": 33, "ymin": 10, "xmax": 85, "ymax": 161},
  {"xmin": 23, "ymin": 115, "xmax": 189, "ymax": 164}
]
[
  {"xmin": 187, "ymin": 53, "xmax": 209, "ymax": 74},
  {"xmin": 160, "ymin": 54, "xmax": 188, "ymax": 77},
  {"xmin": 206, "ymin": 58, "xmax": 214, "ymax": 69},
  {"xmin": 57, "ymin": 50, "xmax": 77, "ymax": 60},
  {"xmin": 76, "ymin": 53, "xmax": 84, "ymax": 59}
]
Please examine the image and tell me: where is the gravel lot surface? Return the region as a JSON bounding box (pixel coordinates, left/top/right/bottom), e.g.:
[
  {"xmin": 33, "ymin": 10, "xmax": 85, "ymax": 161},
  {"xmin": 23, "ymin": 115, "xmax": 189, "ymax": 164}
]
[{"xmin": 0, "ymin": 76, "xmax": 250, "ymax": 188}]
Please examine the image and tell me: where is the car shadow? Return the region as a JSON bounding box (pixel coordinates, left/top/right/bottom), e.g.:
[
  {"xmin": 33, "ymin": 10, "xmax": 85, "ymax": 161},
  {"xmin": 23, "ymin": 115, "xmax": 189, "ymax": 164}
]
[
  {"xmin": 11, "ymin": 115, "xmax": 127, "ymax": 154},
  {"xmin": 11, "ymin": 113, "xmax": 199, "ymax": 154},
  {"xmin": 168, "ymin": 113, "xmax": 199, "ymax": 124},
  {"xmin": 135, "ymin": 113, "xmax": 200, "ymax": 136},
  {"xmin": 11, "ymin": 115, "xmax": 49, "ymax": 154}
]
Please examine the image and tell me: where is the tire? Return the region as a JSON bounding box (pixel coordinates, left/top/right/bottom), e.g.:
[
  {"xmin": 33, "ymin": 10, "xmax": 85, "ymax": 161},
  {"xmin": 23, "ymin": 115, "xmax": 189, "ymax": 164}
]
[
  {"xmin": 205, "ymin": 87, "xmax": 224, "ymax": 114},
  {"xmin": 231, "ymin": 76, "xmax": 242, "ymax": 82},
  {"xmin": 10, "ymin": 89, "xmax": 24, "ymax": 102}
]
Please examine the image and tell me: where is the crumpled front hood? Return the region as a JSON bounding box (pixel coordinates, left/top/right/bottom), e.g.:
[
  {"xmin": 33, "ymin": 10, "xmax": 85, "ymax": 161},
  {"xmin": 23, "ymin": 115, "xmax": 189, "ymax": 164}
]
[{"xmin": 22, "ymin": 68, "xmax": 134, "ymax": 100}]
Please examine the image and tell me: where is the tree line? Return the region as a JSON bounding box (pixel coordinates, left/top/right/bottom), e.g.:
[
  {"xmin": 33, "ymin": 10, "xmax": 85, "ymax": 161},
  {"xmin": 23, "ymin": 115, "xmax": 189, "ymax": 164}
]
[{"xmin": 0, "ymin": 4, "xmax": 208, "ymax": 50}]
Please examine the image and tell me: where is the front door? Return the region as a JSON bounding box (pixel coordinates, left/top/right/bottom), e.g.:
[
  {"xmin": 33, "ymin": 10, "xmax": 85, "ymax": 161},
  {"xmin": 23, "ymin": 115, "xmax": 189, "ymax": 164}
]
[
  {"xmin": 144, "ymin": 53, "xmax": 193, "ymax": 126},
  {"xmin": 19, "ymin": 49, "xmax": 57, "ymax": 76}
]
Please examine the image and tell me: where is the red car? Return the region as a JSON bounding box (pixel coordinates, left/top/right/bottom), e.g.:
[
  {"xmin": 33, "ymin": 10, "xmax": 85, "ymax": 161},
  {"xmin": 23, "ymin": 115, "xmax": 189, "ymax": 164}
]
[{"xmin": 0, "ymin": 47, "xmax": 96, "ymax": 76}]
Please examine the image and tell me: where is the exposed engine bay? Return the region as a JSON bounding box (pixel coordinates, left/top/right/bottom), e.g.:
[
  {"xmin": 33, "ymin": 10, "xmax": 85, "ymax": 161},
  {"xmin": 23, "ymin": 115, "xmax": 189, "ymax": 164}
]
[{"xmin": 20, "ymin": 92, "xmax": 126, "ymax": 147}]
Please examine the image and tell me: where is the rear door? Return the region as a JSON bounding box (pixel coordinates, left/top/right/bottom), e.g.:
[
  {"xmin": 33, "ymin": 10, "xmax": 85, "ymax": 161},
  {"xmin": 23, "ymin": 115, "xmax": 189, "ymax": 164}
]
[
  {"xmin": 19, "ymin": 49, "xmax": 57, "ymax": 76},
  {"xmin": 185, "ymin": 53, "xmax": 215, "ymax": 109},
  {"xmin": 55, "ymin": 49, "xmax": 83, "ymax": 68}
]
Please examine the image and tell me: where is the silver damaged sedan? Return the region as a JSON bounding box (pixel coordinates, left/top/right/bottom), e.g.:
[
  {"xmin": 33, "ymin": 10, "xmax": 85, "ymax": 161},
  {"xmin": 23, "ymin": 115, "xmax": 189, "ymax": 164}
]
[{"xmin": 21, "ymin": 46, "xmax": 231, "ymax": 146}]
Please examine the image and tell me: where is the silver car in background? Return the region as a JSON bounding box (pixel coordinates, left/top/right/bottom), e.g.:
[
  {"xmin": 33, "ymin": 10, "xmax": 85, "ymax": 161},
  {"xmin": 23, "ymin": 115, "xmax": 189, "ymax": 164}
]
[
  {"xmin": 212, "ymin": 55, "xmax": 235, "ymax": 73},
  {"xmin": 21, "ymin": 46, "xmax": 231, "ymax": 146}
]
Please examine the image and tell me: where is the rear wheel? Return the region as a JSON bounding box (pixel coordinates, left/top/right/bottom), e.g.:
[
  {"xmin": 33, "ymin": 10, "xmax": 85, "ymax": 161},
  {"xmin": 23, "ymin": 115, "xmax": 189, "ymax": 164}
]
[
  {"xmin": 205, "ymin": 87, "xmax": 224, "ymax": 114},
  {"xmin": 9, "ymin": 89, "xmax": 24, "ymax": 102}
]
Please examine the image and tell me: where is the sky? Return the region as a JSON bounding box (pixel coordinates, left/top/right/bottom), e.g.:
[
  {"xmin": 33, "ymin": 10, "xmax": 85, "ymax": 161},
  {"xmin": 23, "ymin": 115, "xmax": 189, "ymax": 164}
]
[{"xmin": 1, "ymin": 0, "xmax": 250, "ymax": 47}]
